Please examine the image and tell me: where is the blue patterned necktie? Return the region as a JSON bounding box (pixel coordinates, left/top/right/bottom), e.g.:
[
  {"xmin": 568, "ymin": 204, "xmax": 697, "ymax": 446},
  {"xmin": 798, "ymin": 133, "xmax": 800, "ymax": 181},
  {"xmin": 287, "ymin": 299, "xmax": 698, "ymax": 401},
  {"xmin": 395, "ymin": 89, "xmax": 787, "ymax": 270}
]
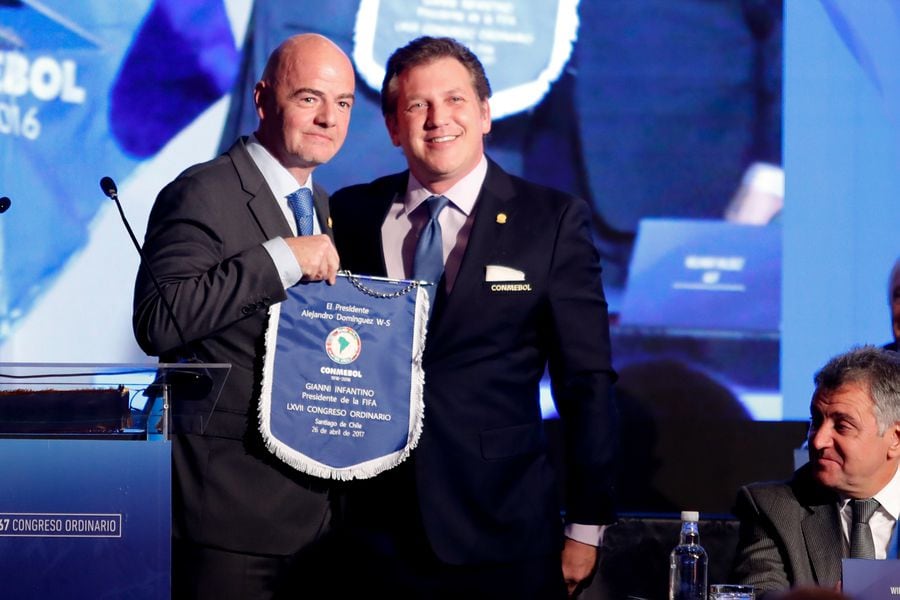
[
  {"xmin": 286, "ymin": 188, "xmax": 314, "ymax": 236},
  {"xmin": 413, "ymin": 195, "xmax": 450, "ymax": 285}
]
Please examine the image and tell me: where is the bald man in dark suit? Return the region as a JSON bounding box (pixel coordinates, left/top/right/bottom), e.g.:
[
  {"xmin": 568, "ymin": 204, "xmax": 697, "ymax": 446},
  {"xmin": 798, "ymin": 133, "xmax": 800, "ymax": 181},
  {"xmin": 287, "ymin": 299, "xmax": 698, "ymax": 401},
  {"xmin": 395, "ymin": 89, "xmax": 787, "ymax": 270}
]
[{"xmin": 133, "ymin": 34, "xmax": 354, "ymax": 599}]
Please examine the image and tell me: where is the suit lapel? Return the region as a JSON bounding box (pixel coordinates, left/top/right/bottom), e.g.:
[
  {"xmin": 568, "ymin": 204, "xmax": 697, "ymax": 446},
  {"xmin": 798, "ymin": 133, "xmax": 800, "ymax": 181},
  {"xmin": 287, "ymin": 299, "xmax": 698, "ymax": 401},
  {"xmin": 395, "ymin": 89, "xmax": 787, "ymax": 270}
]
[
  {"xmin": 433, "ymin": 160, "xmax": 516, "ymax": 332},
  {"xmin": 227, "ymin": 138, "xmax": 293, "ymax": 241},
  {"xmin": 802, "ymin": 501, "xmax": 844, "ymax": 584},
  {"xmin": 352, "ymin": 174, "xmax": 405, "ymax": 277},
  {"xmin": 312, "ymin": 184, "xmax": 332, "ymax": 238}
]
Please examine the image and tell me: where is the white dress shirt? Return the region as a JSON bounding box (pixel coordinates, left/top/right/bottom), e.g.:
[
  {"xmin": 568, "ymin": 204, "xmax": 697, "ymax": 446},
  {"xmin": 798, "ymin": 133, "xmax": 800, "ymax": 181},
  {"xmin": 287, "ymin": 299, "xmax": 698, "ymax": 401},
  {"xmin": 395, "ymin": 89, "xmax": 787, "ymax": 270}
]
[
  {"xmin": 839, "ymin": 465, "xmax": 900, "ymax": 559},
  {"xmin": 380, "ymin": 156, "xmax": 486, "ymax": 293}
]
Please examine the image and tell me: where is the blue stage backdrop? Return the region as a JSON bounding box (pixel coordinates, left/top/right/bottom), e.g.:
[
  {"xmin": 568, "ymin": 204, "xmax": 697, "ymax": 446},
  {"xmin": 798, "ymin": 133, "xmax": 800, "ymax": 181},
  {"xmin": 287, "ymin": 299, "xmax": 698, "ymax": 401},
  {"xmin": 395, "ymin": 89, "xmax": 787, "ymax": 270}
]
[
  {"xmin": 782, "ymin": 0, "xmax": 900, "ymax": 418},
  {"xmin": 1, "ymin": 0, "xmax": 896, "ymax": 425}
]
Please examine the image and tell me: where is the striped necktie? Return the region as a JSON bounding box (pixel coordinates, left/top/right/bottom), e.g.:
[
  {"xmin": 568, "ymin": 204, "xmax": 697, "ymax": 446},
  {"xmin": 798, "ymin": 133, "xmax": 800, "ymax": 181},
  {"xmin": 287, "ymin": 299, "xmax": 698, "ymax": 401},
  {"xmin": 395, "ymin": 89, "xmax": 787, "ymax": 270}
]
[{"xmin": 849, "ymin": 498, "xmax": 879, "ymax": 559}]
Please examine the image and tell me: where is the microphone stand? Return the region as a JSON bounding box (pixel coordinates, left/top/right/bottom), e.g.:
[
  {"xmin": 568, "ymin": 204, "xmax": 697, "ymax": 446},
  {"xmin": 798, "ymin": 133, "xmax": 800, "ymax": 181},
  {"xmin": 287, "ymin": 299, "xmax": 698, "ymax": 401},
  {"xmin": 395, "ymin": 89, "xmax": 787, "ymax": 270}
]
[{"xmin": 100, "ymin": 177, "xmax": 212, "ymax": 436}]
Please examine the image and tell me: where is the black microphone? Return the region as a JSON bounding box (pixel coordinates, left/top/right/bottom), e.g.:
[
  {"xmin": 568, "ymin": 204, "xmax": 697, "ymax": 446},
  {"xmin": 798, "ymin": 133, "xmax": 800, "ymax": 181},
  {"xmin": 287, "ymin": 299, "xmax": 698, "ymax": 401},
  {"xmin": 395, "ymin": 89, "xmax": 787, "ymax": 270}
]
[
  {"xmin": 99, "ymin": 177, "xmax": 117, "ymax": 200},
  {"xmin": 100, "ymin": 176, "xmax": 211, "ymax": 401},
  {"xmin": 0, "ymin": 197, "xmax": 10, "ymax": 213},
  {"xmin": 100, "ymin": 175, "xmax": 191, "ymax": 351}
]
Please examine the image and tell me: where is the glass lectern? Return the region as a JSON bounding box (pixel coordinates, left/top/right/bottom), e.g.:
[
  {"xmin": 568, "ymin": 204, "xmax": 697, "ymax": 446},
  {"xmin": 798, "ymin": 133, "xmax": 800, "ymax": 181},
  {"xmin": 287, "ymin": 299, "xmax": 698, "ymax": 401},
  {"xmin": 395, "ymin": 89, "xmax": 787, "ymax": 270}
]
[{"xmin": 0, "ymin": 362, "xmax": 230, "ymax": 599}]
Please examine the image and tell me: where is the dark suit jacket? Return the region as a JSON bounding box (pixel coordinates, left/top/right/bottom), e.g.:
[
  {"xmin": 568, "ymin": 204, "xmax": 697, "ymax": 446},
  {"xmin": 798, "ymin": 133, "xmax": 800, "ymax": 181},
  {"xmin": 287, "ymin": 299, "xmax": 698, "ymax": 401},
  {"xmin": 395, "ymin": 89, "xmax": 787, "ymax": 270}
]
[
  {"xmin": 731, "ymin": 463, "xmax": 843, "ymax": 592},
  {"xmin": 133, "ymin": 137, "xmax": 336, "ymax": 555},
  {"xmin": 330, "ymin": 158, "xmax": 618, "ymax": 565}
]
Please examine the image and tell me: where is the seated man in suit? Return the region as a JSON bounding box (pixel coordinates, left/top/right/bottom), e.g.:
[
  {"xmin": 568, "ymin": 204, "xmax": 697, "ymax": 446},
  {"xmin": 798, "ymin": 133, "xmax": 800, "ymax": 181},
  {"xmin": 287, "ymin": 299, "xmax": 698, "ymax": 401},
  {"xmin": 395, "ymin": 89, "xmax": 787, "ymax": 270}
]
[
  {"xmin": 886, "ymin": 257, "xmax": 900, "ymax": 352},
  {"xmin": 731, "ymin": 346, "xmax": 900, "ymax": 593}
]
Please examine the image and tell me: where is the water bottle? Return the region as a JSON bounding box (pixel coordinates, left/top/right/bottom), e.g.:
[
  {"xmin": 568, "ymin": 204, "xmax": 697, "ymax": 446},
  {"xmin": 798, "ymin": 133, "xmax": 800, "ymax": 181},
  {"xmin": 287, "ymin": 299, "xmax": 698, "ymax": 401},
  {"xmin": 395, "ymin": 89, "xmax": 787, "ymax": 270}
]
[{"xmin": 668, "ymin": 510, "xmax": 708, "ymax": 600}]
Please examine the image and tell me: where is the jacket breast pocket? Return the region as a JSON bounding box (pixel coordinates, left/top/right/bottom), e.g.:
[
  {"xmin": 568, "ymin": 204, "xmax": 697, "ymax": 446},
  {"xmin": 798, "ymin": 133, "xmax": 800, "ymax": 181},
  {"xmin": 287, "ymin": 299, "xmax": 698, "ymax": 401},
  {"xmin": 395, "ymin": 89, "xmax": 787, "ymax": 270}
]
[{"xmin": 480, "ymin": 422, "xmax": 543, "ymax": 460}]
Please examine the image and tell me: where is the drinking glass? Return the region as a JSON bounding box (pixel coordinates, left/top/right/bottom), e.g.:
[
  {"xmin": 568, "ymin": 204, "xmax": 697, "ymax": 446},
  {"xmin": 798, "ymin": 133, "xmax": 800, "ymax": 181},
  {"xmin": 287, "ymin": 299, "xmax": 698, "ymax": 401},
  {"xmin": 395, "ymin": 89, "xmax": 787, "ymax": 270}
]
[{"xmin": 709, "ymin": 584, "xmax": 754, "ymax": 600}]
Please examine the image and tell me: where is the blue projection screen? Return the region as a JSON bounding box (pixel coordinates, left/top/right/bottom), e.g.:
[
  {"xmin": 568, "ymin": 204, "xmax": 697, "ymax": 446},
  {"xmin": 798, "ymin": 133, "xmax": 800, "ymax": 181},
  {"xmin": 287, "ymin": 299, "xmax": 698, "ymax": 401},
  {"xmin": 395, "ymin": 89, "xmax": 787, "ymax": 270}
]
[{"xmin": 1, "ymin": 0, "xmax": 896, "ymax": 428}]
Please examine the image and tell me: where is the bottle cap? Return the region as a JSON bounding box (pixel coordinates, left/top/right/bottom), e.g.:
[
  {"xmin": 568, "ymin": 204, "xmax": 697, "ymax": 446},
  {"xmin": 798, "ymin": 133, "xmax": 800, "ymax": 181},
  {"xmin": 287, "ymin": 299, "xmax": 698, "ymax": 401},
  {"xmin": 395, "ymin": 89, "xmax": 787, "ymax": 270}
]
[{"xmin": 681, "ymin": 511, "xmax": 699, "ymax": 522}]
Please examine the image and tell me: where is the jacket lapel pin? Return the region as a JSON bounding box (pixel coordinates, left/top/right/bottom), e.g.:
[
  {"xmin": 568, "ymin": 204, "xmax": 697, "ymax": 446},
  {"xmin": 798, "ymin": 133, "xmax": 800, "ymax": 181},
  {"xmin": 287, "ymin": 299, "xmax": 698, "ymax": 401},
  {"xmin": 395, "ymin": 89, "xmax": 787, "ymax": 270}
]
[{"xmin": 496, "ymin": 212, "xmax": 507, "ymax": 224}]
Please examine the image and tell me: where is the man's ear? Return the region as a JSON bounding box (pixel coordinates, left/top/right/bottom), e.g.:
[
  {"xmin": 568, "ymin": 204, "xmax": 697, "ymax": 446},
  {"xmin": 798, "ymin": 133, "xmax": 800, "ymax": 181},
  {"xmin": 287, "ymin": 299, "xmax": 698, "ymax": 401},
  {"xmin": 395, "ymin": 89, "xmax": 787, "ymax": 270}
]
[
  {"xmin": 886, "ymin": 421, "xmax": 900, "ymax": 458},
  {"xmin": 480, "ymin": 99, "xmax": 492, "ymax": 135},
  {"xmin": 254, "ymin": 81, "xmax": 268, "ymax": 120}
]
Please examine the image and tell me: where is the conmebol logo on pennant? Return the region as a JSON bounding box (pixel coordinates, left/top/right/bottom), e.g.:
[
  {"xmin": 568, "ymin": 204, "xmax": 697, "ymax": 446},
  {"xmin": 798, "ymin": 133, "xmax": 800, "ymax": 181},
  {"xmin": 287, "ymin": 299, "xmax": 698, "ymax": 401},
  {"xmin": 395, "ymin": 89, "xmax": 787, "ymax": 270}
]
[{"xmin": 325, "ymin": 326, "xmax": 362, "ymax": 365}]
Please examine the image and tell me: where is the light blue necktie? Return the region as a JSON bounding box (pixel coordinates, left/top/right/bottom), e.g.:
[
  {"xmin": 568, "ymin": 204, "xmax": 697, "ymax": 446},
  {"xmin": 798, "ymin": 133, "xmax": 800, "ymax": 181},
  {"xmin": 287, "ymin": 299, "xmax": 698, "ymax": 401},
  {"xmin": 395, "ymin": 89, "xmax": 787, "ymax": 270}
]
[
  {"xmin": 286, "ymin": 188, "xmax": 314, "ymax": 236},
  {"xmin": 413, "ymin": 195, "xmax": 450, "ymax": 285}
]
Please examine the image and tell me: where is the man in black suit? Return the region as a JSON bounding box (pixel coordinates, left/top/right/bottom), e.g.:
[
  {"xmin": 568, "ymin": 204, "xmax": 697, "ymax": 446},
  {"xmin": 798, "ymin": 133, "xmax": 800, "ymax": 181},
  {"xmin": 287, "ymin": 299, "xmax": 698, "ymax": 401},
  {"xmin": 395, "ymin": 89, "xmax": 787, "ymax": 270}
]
[
  {"xmin": 331, "ymin": 36, "xmax": 618, "ymax": 598},
  {"xmin": 132, "ymin": 34, "xmax": 354, "ymax": 599},
  {"xmin": 731, "ymin": 346, "xmax": 900, "ymax": 593}
]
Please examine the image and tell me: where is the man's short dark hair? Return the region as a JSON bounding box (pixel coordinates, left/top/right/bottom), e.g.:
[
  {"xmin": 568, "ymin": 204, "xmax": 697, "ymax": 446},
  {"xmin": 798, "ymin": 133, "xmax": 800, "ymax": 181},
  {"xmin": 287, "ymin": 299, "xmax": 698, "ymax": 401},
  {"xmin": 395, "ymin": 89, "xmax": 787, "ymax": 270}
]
[
  {"xmin": 381, "ymin": 36, "xmax": 492, "ymax": 116},
  {"xmin": 814, "ymin": 345, "xmax": 900, "ymax": 433}
]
